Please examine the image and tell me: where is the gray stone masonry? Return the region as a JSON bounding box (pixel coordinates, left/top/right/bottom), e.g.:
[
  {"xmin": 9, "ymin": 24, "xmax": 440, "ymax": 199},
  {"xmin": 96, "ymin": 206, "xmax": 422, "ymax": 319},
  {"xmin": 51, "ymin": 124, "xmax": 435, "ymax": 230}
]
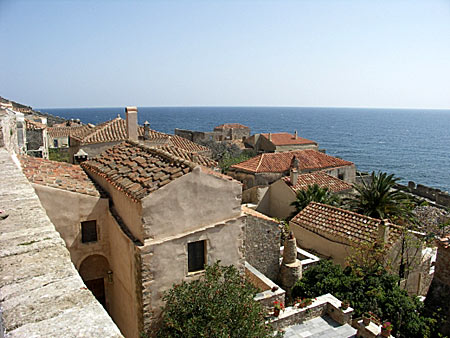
[
  {"xmin": 0, "ymin": 149, "xmax": 122, "ymax": 338},
  {"xmin": 279, "ymin": 233, "xmax": 302, "ymax": 298}
]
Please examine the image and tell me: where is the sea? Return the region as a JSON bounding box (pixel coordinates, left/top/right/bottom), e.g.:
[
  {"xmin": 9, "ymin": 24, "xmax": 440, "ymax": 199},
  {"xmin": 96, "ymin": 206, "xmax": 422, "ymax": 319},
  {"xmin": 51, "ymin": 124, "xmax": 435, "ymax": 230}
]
[{"xmin": 38, "ymin": 107, "xmax": 450, "ymax": 192}]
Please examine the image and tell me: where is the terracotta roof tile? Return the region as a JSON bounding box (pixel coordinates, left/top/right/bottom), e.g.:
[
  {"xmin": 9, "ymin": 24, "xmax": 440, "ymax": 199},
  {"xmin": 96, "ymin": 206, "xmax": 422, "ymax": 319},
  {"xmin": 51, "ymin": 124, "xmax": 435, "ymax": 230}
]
[
  {"xmin": 261, "ymin": 132, "xmax": 317, "ymax": 146},
  {"xmin": 48, "ymin": 125, "xmax": 93, "ymax": 138},
  {"xmin": 70, "ymin": 117, "xmax": 211, "ymax": 155},
  {"xmin": 290, "ymin": 202, "xmax": 401, "ymax": 246},
  {"xmin": 19, "ymin": 156, "xmax": 100, "ymax": 197},
  {"xmin": 155, "ymin": 144, "xmax": 217, "ymax": 168},
  {"xmin": 81, "ymin": 141, "xmax": 196, "ymax": 201},
  {"xmin": 214, "ymin": 123, "xmax": 250, "ymax": 130},
  {"xmin": 231, "ymin": 150, "xmax": 353, "ymax": 173},
  {"xmin": 25, "ymin": 119, "xmax": 47, "ymax": 130},
  {"xmin": 282, "ymin": 172, "xmax": 353, "ymax": 193}
]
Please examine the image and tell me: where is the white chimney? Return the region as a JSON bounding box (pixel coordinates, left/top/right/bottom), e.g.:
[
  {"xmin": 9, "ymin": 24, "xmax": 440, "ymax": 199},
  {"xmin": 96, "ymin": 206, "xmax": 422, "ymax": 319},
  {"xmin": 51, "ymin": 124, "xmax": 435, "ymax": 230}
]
[
  {"xmin": 125, "ymin": 106, "xmax": 138, "ymax": 142},
  {"xmin": 294, "ymin": 130, "xmax": 298, "ymax": 139},
  {"xmin": 143, "ymin": 121, "xmax": 150, "ymax": 140}
]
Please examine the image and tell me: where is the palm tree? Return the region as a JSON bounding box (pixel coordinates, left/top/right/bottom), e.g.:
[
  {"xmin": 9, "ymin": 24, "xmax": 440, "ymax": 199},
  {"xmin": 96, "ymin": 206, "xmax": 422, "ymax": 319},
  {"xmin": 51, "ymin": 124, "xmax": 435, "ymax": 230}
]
[
  {"xmin": 347, "ymin": 171, "xmax": 411, "ymax": 221},
  {"xmin": 290, "ymin": 184, "xmax": 340, "ymax": 218}
]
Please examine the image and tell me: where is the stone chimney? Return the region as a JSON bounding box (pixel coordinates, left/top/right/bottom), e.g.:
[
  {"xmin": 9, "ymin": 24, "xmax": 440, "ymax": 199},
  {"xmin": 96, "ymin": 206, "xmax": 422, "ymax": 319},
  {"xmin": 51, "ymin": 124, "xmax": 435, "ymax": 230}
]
[
  {"xmin": 268, "ymin": 132, "xmax": 272, "ymax": 141},
  {"xmin": 279, "ymin": 232, "xmax": 302, "ymax": 299},
  {"xmin": 294, "ymin": 130, "xmax": 298, "ymax": 139},
  {"xmin": 290, "ymin": 168, "xmax": 299, "ymax": 185},
  {"xmin": 377, "ymin": 219, "xmax": 390, "ymax": 245},
  {"xmin": 143, "ymin": 121, "xmax": 150, "ymax": 140},
  {"xmin": 125, "ymin": 106, "xmax": 138, "ymax": 142}
]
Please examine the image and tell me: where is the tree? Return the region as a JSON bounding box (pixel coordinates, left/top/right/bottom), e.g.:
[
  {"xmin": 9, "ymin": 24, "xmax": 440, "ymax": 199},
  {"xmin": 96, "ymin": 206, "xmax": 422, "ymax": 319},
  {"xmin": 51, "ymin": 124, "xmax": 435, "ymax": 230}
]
[
  {"xmin": 289, "ymin": 184, "xmax": 340, "ymax": 218},
  {"xmin": 292, "ymin": 260, "xmax": 438, "ymax": 338},
  {"xmin": 347, "ymin": 171, "xmax": 412, "ymax": 220},
  {"xmin": 157, "ymin": 262, "xmax": 274, "ymax": 338}
]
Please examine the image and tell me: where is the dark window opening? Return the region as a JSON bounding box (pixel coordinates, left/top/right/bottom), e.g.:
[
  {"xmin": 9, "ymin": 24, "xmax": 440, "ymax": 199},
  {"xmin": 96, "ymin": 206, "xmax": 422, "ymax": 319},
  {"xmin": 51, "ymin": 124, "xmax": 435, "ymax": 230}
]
[
  {"xmin": 82, "ymin": 220, "xmax": 98, "ymax": 243},
  {"xmin": 338, "ymin": 173, "xmax": 345, "ymax": 180},
  {"xmin": 85, "ymin": 278, "xmax": 106, "ymax": 307},
  {"xmin": 53, "ymin": 139, "xmax": 58, "ymax": 147},
  {"xmin": 188, "ymin": 240, "xmax": 206, "ymax": 273}
]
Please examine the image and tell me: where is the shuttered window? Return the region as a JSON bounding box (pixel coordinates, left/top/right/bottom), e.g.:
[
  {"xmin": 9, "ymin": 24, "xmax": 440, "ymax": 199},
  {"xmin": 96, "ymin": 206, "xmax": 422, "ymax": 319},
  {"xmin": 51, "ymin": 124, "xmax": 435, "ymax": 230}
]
[
  {"xmin": 81, "ymin": 220, "xmax": 98, "ymax": 243},
  {"xmin": 188, "ymin": 240, "xmax": 205, "ymax": 273}
]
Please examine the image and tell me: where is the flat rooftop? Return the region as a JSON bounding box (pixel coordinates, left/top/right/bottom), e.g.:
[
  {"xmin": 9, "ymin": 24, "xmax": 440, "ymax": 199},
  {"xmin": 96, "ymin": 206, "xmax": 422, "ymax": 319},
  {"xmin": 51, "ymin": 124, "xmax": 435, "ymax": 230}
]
[{"xmin": 283, "ymin": 315, "xmax": 356, "ymax": 338}]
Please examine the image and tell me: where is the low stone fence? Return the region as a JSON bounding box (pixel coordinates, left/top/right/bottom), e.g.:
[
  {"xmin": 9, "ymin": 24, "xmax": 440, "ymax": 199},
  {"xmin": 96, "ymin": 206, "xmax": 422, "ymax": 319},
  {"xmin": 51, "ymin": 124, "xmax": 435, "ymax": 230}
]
[
  {"xmin": 269, "ymin": 294, "xmax": 353, "ymax": 331},
  {"xmin": 280, "ymin": 246, "xmax": 320, "ymax": 271},
  {"xmin": 245, "ymin": 262, "xmax": 285, "ymax": 309},
  {"xmin": 396, "ymin": 182, "xmax": 450, "ymax": 208}
]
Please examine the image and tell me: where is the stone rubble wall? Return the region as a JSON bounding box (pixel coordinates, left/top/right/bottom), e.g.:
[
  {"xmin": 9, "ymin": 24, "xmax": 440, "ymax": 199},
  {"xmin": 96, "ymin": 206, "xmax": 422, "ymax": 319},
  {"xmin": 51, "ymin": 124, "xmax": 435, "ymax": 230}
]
[
  {"xmin": 244, "ymin": 210, "xmax": 281, "ymax": 282},
  {"xmin": 397, "ymin": 182, "xmax": 450, "ymax": 208},
  {"xmin": 0, "ymin": 110, "xmax": 19, "ymax": 155},
  {"xmin": 0, "ymin": 148, "xmax": 123, "ymax": 338}
]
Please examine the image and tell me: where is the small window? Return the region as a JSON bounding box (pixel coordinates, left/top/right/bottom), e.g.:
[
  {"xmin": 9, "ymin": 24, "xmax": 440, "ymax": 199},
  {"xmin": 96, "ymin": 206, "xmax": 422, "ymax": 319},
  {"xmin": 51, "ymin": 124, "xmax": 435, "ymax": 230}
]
[
  {"xmin": 188, "ymin": 240, "xmax": 206, "ymax": 273},
  {"xmin": 53, "ymin": 139, "xmax": 58, "ymax": 148},
  {"xmin": 81, "ymin": 220, "xmax": 98, "ymax": 243},
  {"xmin": 338, "ymin": 173, "xmax": 345, "ymax": 180}
]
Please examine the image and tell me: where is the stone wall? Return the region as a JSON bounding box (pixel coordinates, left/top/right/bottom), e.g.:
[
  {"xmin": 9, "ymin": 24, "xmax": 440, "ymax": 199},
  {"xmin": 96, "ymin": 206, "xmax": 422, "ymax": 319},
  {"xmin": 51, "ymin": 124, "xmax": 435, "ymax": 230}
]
[
  {"xmin": 0, "ymin": 148, "xmax": 122, "ymax": 338},
  {"xmin": 243, "ymin": 207, "xmax": 281, "ymax": 281},
  {"xmin": 398, "ymin": 181, "xmax": 450, "ymax": 208},
  {"xmin": 426, "ymin": 239, "xmax": 450, "ymax": 336},
  {"xmin": 0, "ymin": 110, "xmax": 18, "ymax": 154}
]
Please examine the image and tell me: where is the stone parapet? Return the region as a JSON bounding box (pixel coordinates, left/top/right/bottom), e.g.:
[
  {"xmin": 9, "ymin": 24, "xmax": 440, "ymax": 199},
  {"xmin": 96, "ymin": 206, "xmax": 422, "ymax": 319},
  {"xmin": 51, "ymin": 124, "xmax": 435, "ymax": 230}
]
[{"xmin": 0, "ymin": 149, "xmax": 122, "ymax": 337}]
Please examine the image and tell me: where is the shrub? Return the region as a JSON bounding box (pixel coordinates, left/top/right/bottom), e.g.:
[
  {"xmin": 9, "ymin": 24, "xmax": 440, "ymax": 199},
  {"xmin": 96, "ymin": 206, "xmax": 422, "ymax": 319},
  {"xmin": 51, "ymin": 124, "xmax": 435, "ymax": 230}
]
[{"xmin": 157, "ymin": 262, "xmax": 275, "ymax": 338}]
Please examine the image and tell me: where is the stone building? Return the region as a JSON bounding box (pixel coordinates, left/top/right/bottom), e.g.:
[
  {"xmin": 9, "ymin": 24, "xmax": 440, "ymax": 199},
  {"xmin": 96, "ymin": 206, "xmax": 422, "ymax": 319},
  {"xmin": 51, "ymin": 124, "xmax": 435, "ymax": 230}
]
[
  {"xmin": 48, "ymin": 124, "xmax": 93, "ymax": 149},
  {"xmin": 426, "ymin": 235, "xmax": 450, "ymax": 335},
  {"xmin": 175, "ymin": 123, "xmax": 250, "ymax": 143},
  {"xmin": 255, "ymin": 170, "xmax": 353, "ymax": 219},
  {"xmin": 25, "ymin": 118, "xmax": 49, "ymax": 159},
  {"xmin": 245, "ymin": 132, "xmax": 318, "ymax": 153},
  {"xmin": 228, "ymin": 149, "xmax": 356, "ymax": 190},
  {"xmin": 290, "ymin": 202, "xmax": 432, "ymax": 295}
]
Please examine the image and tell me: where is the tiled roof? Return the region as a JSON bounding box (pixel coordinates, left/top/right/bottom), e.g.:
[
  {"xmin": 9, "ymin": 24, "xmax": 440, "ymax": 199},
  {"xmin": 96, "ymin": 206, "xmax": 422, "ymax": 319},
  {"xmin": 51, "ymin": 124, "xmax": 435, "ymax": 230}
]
[
  {"xmin": 261, "ymin": 132, "xmax": 317, "ymax": 146},
  {"xmin": 242, "ymin": 206, "xmax": 280, "ymax": 223},
  {"xmin": 70, "ymin": 117, "xmax": 149, "ymax": 144},
  {"xmin": 25, "ymin": 119, "xmax": 47, "ymax": 130},
  {"xmin": 231, "ymin": 150, "xmax": 354, "ymax": 173},
  {"xmin": 214, "ymin": 123, "xmax": 250, "ymax": 130},
  {"xmin": 290, "ymin": 202, "xmax": 401, "ymax": 246},
  {"xmin": 155, "ymin": 144, "xmax": 217, "ymax": 168},
  {"xmin": 282, "ymin": 172, "xmax": 353, "ymax": 193},
  {"xmin": 48, "ymin": 125, "xmax": 93, "ymax": 138},
  {"xmin": 81, "ymin": 141, "xmax": 196, "ymax": 201},
  {"xmin": 71, "ymin": 117, "xmax": 211, "ymax": 154},
  {"xmin": 168, "ymin": 135, "xmax": 210, "ymax": 153},
  {"xmin": 19, "ymin": 156, "xmax": 100, "ymax": 197}
]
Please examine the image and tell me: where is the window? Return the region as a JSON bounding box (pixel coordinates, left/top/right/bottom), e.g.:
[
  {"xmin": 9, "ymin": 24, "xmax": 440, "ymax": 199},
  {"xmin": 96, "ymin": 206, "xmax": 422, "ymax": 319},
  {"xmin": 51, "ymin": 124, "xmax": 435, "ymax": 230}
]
[
  {"xmin": 53, "ymin": 139, "xmax": 58, "ymax": 148},
  {"xmin": 338, "ymin": 172, "xmax": 345, "ymax": 180},
  {"xmin": 81, "ymin": 220, "xmax": 98, "ymax": 243},
  {"xmin": 188, "ymin": 240, "xmax": 206, "ymax": 273}
]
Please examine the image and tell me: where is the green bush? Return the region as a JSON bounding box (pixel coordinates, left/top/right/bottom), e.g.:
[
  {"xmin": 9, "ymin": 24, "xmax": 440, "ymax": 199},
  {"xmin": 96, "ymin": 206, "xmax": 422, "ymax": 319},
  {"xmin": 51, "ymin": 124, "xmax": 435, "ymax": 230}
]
[
  {"xmin": 292, "ymin": 260, "xmax": 438, "ymax": 337},
  {"xmin": 157, "ymin": 262, "xmax": 275, "ymax": 338}
]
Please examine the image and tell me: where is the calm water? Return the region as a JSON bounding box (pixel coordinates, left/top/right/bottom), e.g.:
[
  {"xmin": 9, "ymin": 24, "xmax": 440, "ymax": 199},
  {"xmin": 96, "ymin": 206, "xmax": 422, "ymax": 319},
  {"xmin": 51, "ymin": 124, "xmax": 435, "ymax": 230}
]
[{"xmin": 39, "ymin": 107, "xmax": 450, "ymax": 192}]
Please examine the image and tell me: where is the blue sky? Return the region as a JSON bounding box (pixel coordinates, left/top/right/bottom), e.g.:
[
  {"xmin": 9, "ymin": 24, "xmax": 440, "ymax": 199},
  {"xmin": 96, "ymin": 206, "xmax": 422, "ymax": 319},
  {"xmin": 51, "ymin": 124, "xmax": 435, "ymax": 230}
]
[{"xmin": 1, "ymin": 0, "xmax": 449, "ymax": 109}]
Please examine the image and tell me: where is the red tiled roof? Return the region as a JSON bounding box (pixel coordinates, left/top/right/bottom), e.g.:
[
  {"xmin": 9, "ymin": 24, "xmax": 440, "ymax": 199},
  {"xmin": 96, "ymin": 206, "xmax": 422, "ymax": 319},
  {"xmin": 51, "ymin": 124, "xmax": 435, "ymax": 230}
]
[
  {"xmin": 48, "ymin": 125, "xmax": 93, "ymax": 138},
  {"xmin": 230, "ymin": 150, "xmax": 353, "ymax": 173},
  {"xmin": 290, "ymin": 202, "xmax": 401, "ymax": 246},
  {"xmin": 261, "ymin": 133, "xmax": 317, "ymax": 146},
  {"xmin": 19, "ymin": 156, "xmax": 100, "ymax": 197},
  {"xmin": 81, "ymin": 141, "xmax": 196, "ymax": 201},
  {"xmin": 214, "ymin": 123, "xmax": 250, "ymax": 130},
  {"xmin": 70, "ymin": 117, "xmax": 211, "ymax": 154},
  {"xmin": 25, "ymin": 119, "xmax": 47, "ymax": 130},
  {"xmin": 156, "ymin": 144, "xmax": 217, "ymax": 168},
  {"xmin": 282, "ymin": 172, "xmax": 353, "ymax": 193},
  {"xmin": 168, "ymin": 135, "xmax": 210, "ymax": 153}
]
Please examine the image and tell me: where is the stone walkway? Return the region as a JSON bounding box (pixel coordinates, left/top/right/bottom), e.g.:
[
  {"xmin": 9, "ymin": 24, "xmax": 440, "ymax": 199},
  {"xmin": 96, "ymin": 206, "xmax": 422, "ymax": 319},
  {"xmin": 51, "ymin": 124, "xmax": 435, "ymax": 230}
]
[
  {"xmin": 283, "ymin": 315, "xmax": 357, "ymax": 338},
  {"xmin": 0, "ymin": 149, "xmax": 122, "ymax": 337}
]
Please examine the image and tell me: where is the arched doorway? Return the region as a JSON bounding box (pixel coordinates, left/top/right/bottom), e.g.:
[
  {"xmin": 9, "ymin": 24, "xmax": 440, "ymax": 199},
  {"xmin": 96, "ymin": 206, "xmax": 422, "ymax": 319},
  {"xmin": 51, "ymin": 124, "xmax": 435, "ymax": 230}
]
[{"xmin": 79, "ymin": 255, "xmax": 110, "ymax": 309}]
